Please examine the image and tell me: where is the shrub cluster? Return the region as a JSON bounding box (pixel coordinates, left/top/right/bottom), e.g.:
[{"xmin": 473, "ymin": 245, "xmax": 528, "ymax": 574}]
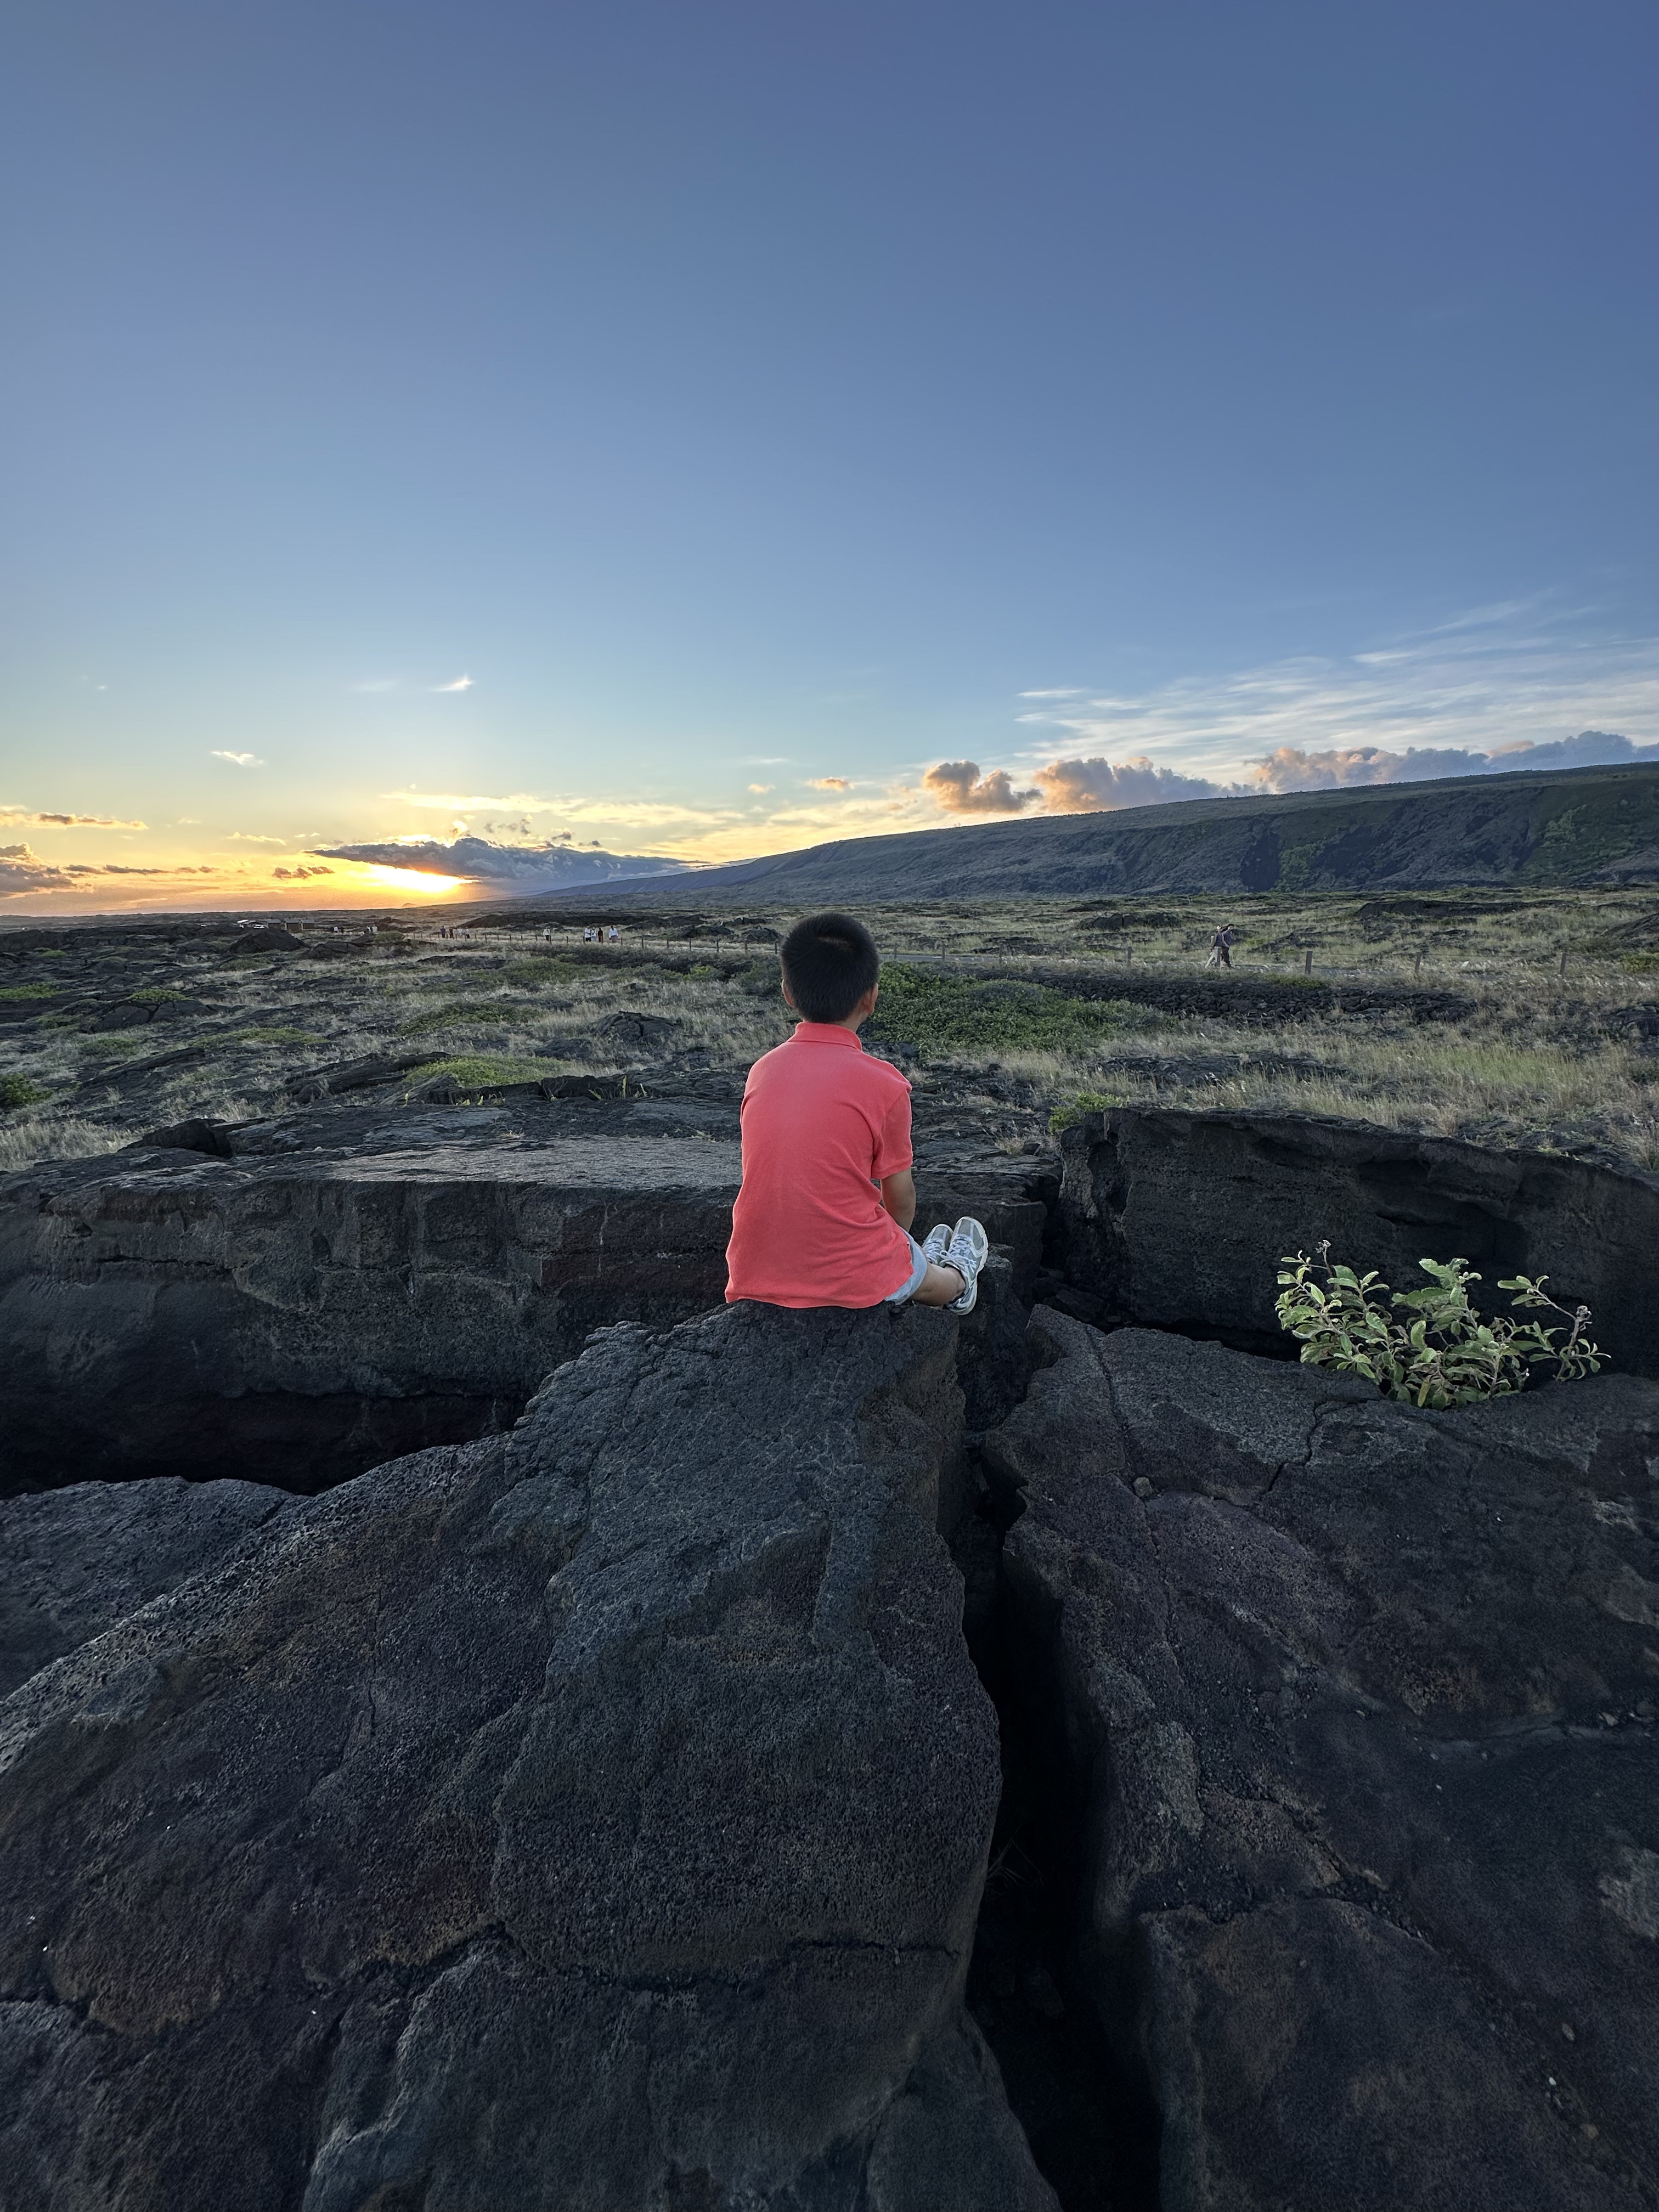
[
  {"xmin": 868, "ymin": 965, "xmax": 1156, "ymax": 1059},
  {"xmin": 1276, "ymin": 1243, "xmax": 1603, "ymax": 1408},
  {"xmin": 1048, "ymin": 1090, "xmax": 1130, "ymax": 1133}
]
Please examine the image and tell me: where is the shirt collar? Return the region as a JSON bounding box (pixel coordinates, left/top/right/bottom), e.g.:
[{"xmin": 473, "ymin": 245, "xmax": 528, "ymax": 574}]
[{"xmin": 790, "ymin": 1022, "xmax": 864, "ymax": 1049}]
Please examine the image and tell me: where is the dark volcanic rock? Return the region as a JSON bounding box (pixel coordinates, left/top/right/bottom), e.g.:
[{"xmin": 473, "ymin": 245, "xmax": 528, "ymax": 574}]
[
  {"xmin": 292, "ymin": 1047, "xmax": 435, "ymax": 1099},
  {"xmin": 0, "ymin": 1110, "xmax": 744, "ymax": 1492},
  {"xmin": 87, "ymin": 993, "xmax": 204, "ymax": 1031},
  {"xmin": 0, "ymin": 1477, "xmax": 295, "ymax": 1699},
  {"xmin": 593, "ymin": 1007, "xmax": 681, "ymax": 1058},
  {"xmin": 986, "ymin": 1311, "xmax": 1659, "ymax": 2211},
  {"xmin": 1057, "ymin": 1105, "xmax": 1659, "ymax": 1376},
  {"xmin": 0, "ymin": 1098, "xmax": 1049, "ymax": 1494},
  {"xmin": 228, "ymin": 926, "xmax": 306, "ymax": 955},
  {"xmin": 0, "ymin": 1303, "xmax": 1054, "ymax": 2211}
]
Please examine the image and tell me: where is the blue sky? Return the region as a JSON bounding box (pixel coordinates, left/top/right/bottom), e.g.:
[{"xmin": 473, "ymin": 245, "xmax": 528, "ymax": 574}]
[{"xmin": 2, "ymin": 0, "xmax": 1656, "ymax": 906}]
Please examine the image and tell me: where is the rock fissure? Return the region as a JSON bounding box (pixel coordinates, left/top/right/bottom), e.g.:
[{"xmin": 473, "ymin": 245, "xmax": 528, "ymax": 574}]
[
  {"xmin": 4, "ymin": 1103, "xmax": 1659, "ymax": 2203},
  {"xmin": 0, "ymin": 1304, "xmax": 1062, "ymax": 2210},
  {"xmin": 950, "ymin": 1432, "xmax": 1165, "ymax": 2210},
  {"xmin": 976, "ymin": 1299, "xmax": 1659, "ymax": 2211}
]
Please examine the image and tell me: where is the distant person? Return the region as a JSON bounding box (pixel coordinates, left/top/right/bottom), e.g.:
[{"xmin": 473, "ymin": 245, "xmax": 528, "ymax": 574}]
[
  {"xmin": 607, "ymin": 925, "xmax": 620, "ymax": 945},
  {"xmin": 725, "ymin": 911, "xmax": 988, "ymax": 1313},
  {"xmin": 1205, "ymin": 923, "xmax": 1236, "ymax": 970}
]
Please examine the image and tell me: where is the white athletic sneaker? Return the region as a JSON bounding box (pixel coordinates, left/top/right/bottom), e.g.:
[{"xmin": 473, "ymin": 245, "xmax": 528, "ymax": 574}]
[
  {"xmin": 921, "ymin": 1221, "xmax": 953, "ymax": 1266},
  {"xmin": 943, "ymin": 1215, "xmax": 989, "ymax": 1314}
]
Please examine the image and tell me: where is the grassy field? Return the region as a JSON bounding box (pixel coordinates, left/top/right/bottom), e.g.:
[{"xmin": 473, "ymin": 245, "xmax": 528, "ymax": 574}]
[{"xmin": 1, "ymin": 885, "xmax": 1656, "ymax": 1173}]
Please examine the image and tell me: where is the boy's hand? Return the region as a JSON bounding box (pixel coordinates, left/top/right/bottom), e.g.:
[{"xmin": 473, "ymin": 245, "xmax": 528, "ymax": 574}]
[{"xmin": 880, "ymin": 1170, "xmax": 916, "ymax": 1231}]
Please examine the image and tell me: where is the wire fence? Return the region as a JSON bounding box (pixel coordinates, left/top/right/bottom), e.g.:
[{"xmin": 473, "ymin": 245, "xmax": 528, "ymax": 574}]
[{"xmin": 269, "ymin": 915, "xmax": 1644, "ymax": 993}]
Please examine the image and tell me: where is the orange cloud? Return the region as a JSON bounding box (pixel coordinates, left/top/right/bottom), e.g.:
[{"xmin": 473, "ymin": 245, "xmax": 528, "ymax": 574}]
[{"xmin": 922, "ymin": 760, "xmax": 1036, "ymax": 815}]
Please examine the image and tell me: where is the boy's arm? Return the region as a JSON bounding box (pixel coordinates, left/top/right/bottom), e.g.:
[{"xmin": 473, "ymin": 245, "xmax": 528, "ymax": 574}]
[{"xmin": 880, "ymin": 1169, "xmax": 916, "ymax": 1231}]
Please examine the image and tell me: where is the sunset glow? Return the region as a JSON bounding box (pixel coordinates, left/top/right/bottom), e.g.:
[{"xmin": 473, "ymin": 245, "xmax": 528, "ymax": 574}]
[{"xmin": 359, "ymin": 864, "xmax": 473, "ymax": 899}]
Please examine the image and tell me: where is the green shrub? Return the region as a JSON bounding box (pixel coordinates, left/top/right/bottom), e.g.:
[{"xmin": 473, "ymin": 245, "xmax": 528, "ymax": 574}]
[
  {"xmin": 1620, "ymin": 952, "xmax": 1659, "ymax": 974},
  {"xmin": 0, "ymin": 983, "xmax": 56, "ymax": 1002},
  {"xmin": 0, "ymin": 1074, "xmax": 50, "ymax": 1110},
  {"xmin": 869, "ymin": 966, "xmax": 1158, "ymax": 1059},
  {"xmin": 227, "ymin": 1026, "xmax": 320, "ymax": 1046},
  {"xmin": 1049, "ymin": 1090, "xmax": 1130, "ymax": 1133},
  {"xmin": 736, "ymin": 959, "xmax": 783, "ymax": 996},
  {"xmin": 406, "ymin": 1054, "xmax": 559, "ymax": 1091},
  {"xmin": 400, "ymin": 1003, "xmax": 481, "ymax": 1036},
  {"xmin": 687, "ymin": 962, "xmax": 718, "ymax": 980},
  {"xmin": 1275, "ymin": 1244, "xmax": 1603, "ymax": 1408},
  {"xmin": 128, "ymin": 986, "xmax": 189, "ymax": 1005}
]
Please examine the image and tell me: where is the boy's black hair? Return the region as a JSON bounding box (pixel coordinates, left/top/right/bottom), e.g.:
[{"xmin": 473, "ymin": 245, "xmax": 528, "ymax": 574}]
[{"xmin": 780, "ymin": 911, "xmax": 880, "ymax": 1024}]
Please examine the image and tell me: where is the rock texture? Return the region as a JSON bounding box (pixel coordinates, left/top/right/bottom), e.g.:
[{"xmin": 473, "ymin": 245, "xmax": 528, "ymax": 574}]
[
  {"xmin": 0, "ymin": 1093, "xmax": 1050, "ymax": 1496},
  {"xmin": 0, "ymin": 1104, "xmax": 743, "ymax": 1492},
  {"xmin": 0, "ymin": 1302, "xmax": 1055, "ymax": 2212},
  {"xmin": 1055, "ymin": 1105, "xmax": 1659, "ymax": 1377},
  {"xmin": 986, "ymin": 1311, "xmax": 1659, "ymax": 2211},
  {"xmin": 0, "ymin": 1477, "xmax": 297, "ymax": 1700}
]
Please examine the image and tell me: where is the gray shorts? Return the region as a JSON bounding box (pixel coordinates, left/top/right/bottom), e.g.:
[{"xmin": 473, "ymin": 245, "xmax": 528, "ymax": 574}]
[{"xmin": 884, "ymin": 1232, "xmax": 930, "ymax": 1305}]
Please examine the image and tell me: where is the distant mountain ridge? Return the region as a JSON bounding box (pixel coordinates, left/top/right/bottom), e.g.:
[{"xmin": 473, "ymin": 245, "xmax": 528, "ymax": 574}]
[{"xmin": 560, "ymin": 761, "xmax": 1659, "ymax": 906}]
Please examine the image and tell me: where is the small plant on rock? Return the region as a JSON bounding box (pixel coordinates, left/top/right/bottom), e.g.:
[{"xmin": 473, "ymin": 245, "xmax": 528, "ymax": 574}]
[
  {"xmin": 1275, "ymin": 1243, "xmax": 1604, "ymax": 1408},
  {"xmin": 1048, "ymin": 1088, "xmax": 1130, "ymax": 1134}
]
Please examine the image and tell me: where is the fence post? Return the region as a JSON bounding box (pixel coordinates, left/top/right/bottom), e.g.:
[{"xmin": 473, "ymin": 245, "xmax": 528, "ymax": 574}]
[{"xmin": 1303, "ymin": 947, "xmax": 1313, "ymax": 977}]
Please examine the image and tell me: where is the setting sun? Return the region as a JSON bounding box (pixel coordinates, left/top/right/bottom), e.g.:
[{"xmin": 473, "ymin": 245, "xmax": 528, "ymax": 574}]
[{"xmin": 358, "ymin": 863, "xmax": 472, "ymax": 899}]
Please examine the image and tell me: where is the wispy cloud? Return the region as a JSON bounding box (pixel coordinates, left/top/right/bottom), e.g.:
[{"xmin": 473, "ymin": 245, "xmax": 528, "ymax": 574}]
[
  {"xmin": 0, "ymin": 809, "xmax": 146, "ymax": 829},
  {"xmin": 1005, "ymin": 603, "xmax": 1659, "ymax": 794},
  {"xmin": 384, "ymin": 790, "xmax": 558, "ymax": 811},
  {"xmin": 228, "ymin": 832, "xmax": 286, "ymax": 844},
  {"xmin": 351, "ymin": 674, "xmax": 475, "ymax": 695},
  {"xmin": 381, "ymin": 788, "xmax": 744, "ymax": 833},
  {"xmin": 211, "ymin": 751, "xmax": 262, "ymax": 767},
  {"xmin": 0, "ymin": 843, "xmax": 217, "ymax": 897},
  {"xmin": 808, "ymin": 776, "xmax": 854, "ymax": 791},
  {"xmin": 747, "ymin": 782, "xmax": 774, "ymax": 794}
]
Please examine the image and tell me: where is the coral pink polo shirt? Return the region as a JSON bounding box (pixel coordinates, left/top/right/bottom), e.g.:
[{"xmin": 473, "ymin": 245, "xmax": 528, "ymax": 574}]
[{"xmin": 725, "ymin": 1022, "xmax": 915, "ymax": 1309}]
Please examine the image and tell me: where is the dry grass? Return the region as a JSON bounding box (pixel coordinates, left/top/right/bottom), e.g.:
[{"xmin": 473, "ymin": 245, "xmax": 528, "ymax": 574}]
[
  {"xmin": 0, "ymin": 1116, "xmax": 131, "ymax": 1171},
  {"xmin": 2, "ymin": 888, "xmax": 1656, "ymax": 1171}
]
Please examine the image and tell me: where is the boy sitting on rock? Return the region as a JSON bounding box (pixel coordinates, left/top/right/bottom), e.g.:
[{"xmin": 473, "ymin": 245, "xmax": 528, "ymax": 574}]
[{"xmin": 725, "ymin": 911, "xmax": 989, "ymax": 1313}]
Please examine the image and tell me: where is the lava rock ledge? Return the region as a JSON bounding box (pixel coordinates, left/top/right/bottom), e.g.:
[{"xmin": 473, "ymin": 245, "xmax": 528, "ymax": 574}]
[
  {"xmin": 985, "ymin": 1311, "xmax": 1659, "ymax": 2212},
  {"xmin": 0, "ymin": 1302, "xmax": 1055, "ymax": 2212}
]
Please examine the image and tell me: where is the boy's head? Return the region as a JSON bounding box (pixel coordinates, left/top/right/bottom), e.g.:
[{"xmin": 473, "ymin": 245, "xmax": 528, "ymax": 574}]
[{"xmin": 780, "ymin": 911, "xmax": 880, "ymax": 1025}]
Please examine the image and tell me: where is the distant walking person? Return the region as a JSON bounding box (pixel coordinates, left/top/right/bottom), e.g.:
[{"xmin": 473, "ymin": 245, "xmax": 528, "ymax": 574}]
[{"xmin": 1205, "ymin": 923, "xmax": 1236, "ymax": 971}]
